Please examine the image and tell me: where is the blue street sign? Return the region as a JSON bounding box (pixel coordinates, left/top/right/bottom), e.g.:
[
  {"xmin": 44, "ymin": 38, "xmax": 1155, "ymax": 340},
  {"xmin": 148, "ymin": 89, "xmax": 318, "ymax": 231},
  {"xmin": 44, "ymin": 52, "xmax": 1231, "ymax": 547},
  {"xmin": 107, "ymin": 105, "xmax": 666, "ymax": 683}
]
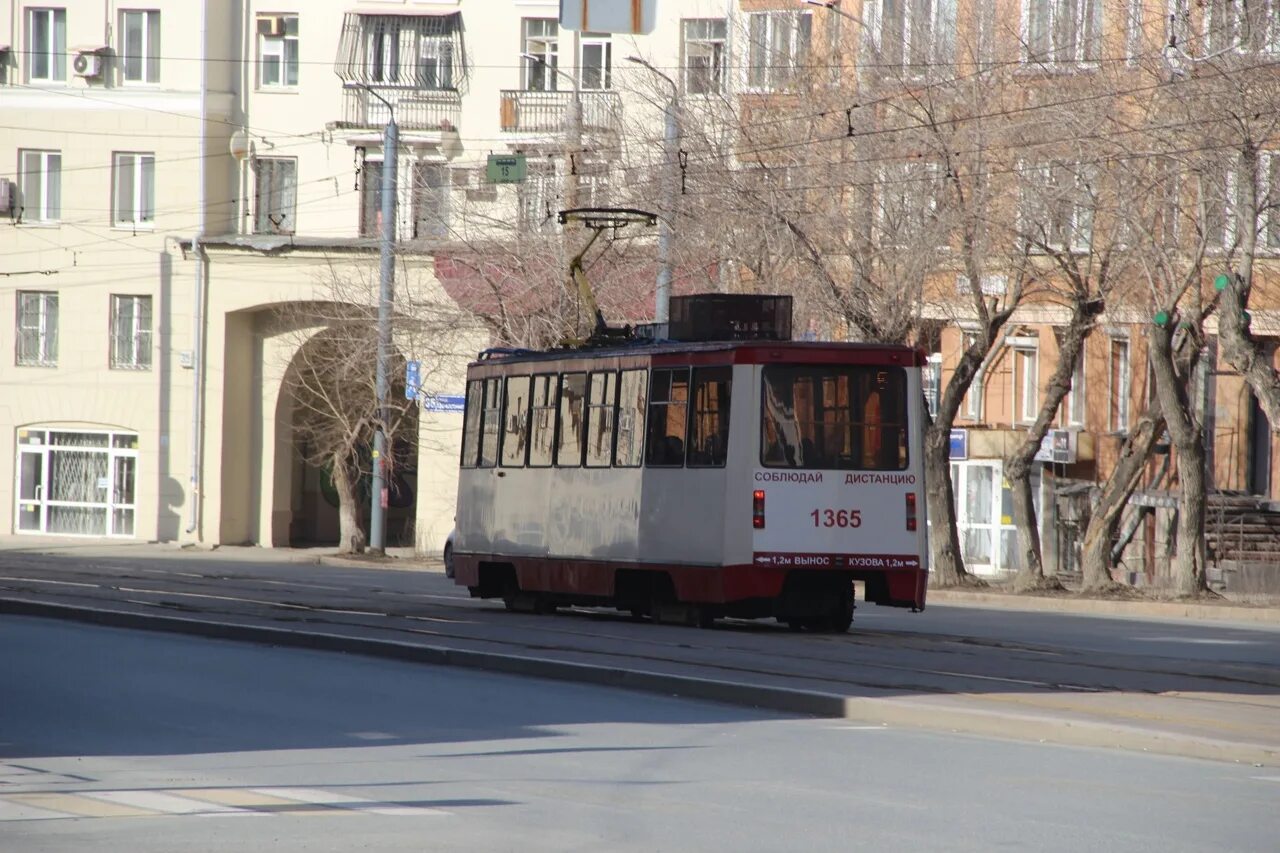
[
  {"xmin": 424, "ymin": 394, "xmax": 466, "ymax": 413},
  {"xmin": 949, "ymin": 428, "xmax": 968, "ymax": 460},
  {"xmin": 404, "ymin": 361, "xmax": 420, "ymax": 400}
]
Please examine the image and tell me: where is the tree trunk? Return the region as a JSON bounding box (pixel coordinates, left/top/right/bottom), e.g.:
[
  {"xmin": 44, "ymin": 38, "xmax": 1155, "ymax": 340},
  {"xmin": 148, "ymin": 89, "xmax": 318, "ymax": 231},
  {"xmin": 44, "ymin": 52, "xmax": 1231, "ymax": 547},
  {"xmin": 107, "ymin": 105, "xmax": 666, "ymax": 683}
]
[
  {"xmin": 332, "ymin": 452, "xmax": 367, "ymax": 554},
  {"xmin": 1170, "ymin": 437, "xmax": 1209, "ymax": 596},
  {"xmin": 1080, "ymin": 406, "xmax": 1164, "ymax": 591},
  {"xmin": 925, "ymin": 423, "xmax": 970, "ymax": 586},
  {"xmin": 1007, "ymin": 465, "xmax": 1046, "ymax": 591}
]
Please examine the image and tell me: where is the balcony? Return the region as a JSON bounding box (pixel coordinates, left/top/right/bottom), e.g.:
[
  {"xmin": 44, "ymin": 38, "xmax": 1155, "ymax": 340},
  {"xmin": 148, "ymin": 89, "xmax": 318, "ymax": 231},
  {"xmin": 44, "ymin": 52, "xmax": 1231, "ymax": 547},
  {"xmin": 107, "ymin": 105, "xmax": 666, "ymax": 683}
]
[
  {"xmin": 498, "ymin": 90, "xmax": 622, "ymax": 136},
  {"xmin": 339, "ymin": 85, "xmax": 462, "ymax": 133}
]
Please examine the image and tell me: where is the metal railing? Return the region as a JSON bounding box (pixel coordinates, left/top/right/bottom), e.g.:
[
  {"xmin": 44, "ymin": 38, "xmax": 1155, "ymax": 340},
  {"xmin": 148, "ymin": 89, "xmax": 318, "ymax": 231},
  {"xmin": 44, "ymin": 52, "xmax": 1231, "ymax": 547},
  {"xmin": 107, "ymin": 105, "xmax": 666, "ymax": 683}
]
[
  {"xmin": 498, "ymin": 89, "xmax": 622, "ymax": 135},
  {"xmin": 341, "ymin": 85, "xmax": 462, "ymax": 131}
]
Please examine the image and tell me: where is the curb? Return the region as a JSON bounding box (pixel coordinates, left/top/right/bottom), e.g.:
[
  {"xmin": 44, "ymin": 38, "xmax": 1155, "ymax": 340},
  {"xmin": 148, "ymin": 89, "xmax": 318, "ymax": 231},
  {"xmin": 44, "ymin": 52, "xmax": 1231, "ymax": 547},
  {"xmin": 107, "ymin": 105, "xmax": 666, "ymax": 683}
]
[
  {"xmin": 925, "ymin": 590, "xmax": 1280, "ymax": 624},
  {"xmin": 3, "ymin": 597, "xmax": 1275, "ymax": 768}
]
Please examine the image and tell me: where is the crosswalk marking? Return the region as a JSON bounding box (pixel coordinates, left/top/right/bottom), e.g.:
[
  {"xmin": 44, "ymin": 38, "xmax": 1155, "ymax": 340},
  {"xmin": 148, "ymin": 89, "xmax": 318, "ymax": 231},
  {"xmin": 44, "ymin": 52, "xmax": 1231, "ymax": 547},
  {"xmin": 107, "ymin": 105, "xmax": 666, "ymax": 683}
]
[{"xmin": 0, "ymin": 787, "xmax": 451, "ymax": 822}]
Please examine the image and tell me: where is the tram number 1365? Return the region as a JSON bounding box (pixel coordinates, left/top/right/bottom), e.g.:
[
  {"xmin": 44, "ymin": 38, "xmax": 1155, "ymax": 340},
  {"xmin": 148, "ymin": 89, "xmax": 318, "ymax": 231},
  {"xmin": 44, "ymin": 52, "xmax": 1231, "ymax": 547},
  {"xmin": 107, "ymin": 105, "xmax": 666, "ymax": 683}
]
[{"xmin": 809, "ymin": 509, "xmax": 863, "ymax": 528}]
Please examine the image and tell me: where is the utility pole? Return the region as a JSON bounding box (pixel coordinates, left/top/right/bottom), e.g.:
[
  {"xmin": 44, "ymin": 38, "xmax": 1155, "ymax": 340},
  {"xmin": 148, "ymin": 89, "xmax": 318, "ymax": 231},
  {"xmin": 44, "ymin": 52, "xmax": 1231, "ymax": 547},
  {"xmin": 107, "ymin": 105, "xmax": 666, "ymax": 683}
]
[
  {"xmin": 625, "ymin": 56, "xmax": 678, "ymax": 325},
  {"xmin": 369, "ymin": 98, "xmax": 398, "ymax": 555}
]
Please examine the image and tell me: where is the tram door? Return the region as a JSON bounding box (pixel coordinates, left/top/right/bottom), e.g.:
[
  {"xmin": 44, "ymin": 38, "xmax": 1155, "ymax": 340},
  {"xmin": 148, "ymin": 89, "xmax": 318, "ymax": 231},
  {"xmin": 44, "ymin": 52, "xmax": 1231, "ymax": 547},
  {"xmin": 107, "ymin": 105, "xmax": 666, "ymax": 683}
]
[{"xmin": 17, "ymin": 446, "xmax": 46, "ymax": 532}]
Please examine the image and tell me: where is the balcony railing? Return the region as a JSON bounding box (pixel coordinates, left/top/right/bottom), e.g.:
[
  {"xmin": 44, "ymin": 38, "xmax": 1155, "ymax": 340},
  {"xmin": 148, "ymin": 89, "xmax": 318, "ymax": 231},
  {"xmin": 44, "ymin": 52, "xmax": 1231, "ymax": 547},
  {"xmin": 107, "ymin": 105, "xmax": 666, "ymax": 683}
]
[
  {"xmin": 340, "ymin": 85, "xmax": 462, "ymax": 132},
  {"xmin": 498, "ymin": 90, "xmax": 622, "ymax": 136}
]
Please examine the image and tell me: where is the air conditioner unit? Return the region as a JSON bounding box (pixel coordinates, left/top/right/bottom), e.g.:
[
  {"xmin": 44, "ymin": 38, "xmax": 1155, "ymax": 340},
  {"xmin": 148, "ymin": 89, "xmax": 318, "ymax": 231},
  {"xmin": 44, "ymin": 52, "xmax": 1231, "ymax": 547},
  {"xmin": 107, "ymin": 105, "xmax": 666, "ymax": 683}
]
[
  {"xmin": 0, "ymin": 178, "xmax": 13, "ymax": 217},
  {"xmin": 72, "ymin": 49, "xmax": 104, "ymax": 78}
]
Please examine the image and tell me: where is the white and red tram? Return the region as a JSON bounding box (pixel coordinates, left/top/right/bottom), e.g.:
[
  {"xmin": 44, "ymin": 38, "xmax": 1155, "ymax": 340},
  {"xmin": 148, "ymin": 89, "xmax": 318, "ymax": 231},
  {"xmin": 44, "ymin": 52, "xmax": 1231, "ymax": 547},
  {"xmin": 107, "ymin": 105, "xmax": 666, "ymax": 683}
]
[{"xmin": 450, "ymin": 329, "xmax": 929, "ymax": 632}]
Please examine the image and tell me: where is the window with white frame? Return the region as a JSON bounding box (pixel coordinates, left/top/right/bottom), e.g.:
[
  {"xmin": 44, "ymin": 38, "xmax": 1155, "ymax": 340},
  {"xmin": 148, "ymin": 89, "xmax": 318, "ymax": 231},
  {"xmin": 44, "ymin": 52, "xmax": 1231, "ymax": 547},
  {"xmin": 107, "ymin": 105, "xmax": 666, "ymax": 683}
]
[
  {"xmin": 1023, "ymin": 0, "xmax": 1103, "ymax": 67},
  {"xmin": 26, "ymin": 8, "xmax": 67, "ymax": 82},
  {"xmin": 110, "ymin": 295, "xmax": 152, "ymax": 370},
  {"xmin": 1206, "ymin": 0, "xmax": 1278, "ymax": 54},
  {"xmin": 1124, "ymin": 0, "xmax": 1144, "ymax": 63},
  {"xmin": 257, "ymin": 13, "xmax": 299, "ymax": 88},
  {"xmin": 747, "ymin": 11, "xmax": 811, "ymax": 91},
  {"xmin": 359, "ymin": 156, "xmax": 383, "ymax": 238},
  {"xmin": 869, "ymin": 0, "xmax": 957, "ymax": 70},
  {"xmin": 580, "ymin": 32, "xmax": 612, "ymax": 90},
  {"xmin": 253, "ymin": 157, "xmax": 297, "ymax": 235},
  {"xmin": 120, "ymin": 10, "xmax": 160, "ymax": 84},
  {"xmin": 1020, "ymin": 161, "xmax": 1095, "ymax": 252},
  {"xmin": 876, "ymin": 160, "xmax": 947, "ymax": 247},
  {"xmin": 1013, "ymin": 343, "xmax": 1039, "ymax": 423},
  {"xmin": 923, "ymin": 352, "xmax": 943, "ymax": 419},
  {"xmin": 518, "ymin": 161, "xmax": 560, "ymax": 233},
  {"xmin": 962, "ymin": 330, "xmax": 981, "ymax": 419},
  {"xmin": 1109, "ymin": 336, "xmax": 1130, "ymax": 432},
  {"xmin": 113, "ymin": 152, "xmax": 155, "ymax": 227},
  {"xmin": 364, "ymin": 15, "xmax": 456, "ymax": 88},
  {"xmin": 1066, "ymin": 343, "xmax": 1086, "ymax": 426},
  {"xmin": 18, "ymin": 149, "xmax": 61, "ymax": 223},
  {"xmin": 682, "ymin": 18, "xmax": 726, "ymax": 95},
  {"xmin": 1201, "ymin": 166, "xmax": 1238, "ymax": 250},
  {"xmin": 522, "ymin": 19, "xmax": 559, "ymax": 91},
  {"xmin": 1266, "ymin": 153, "xmax": 1280, "ymax": 251},
  {"xmin": 16, "ymin": 291, "xmax": 58, "ymax": 367}
]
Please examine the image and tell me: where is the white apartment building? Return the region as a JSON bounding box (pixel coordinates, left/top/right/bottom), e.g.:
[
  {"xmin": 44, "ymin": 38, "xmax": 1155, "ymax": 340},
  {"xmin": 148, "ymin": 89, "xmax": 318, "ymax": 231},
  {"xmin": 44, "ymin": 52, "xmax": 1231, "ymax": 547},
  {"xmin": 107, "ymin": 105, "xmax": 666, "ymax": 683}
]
[{"xmin": 1, "ymin": 0, "xmax": 794, "ymax": 550}]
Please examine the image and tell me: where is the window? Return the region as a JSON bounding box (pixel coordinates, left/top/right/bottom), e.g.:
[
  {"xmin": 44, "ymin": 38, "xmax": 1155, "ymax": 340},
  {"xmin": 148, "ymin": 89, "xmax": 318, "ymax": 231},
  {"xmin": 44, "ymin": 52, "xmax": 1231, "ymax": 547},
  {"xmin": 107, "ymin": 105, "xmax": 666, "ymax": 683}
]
[
  {"xmin": 962, "ymin": 331, "xmax": 981, "ymax": 419},
  {"xmin": 363, "ymin": 15, "xmax": 456, "ymax": 88},
  {"xmin": 646, "ymin": 368, "xmax": 689, "ymax": 467},
  {"xmin": 460, "ymin": 378, "xmax": 501, "ymax": 467},
  {"xmin": 1124, "ymin": 0, "xmax": 1144, "ymax": 63},
  {"xmin": 18, "ymin": 149, "xmax": 61, "ymax": 223},
  {"xmin": 689, "ymin": 368, "xmax": 731, "ymax": 467},
  {"xmin": 522, "ymin": 19, "xmax": 559, "ymax": 91},
  {"xmin": 585, "ymin": 371, "xmax": 618, "ymax": 467},
  {"xmin": 253, "ymin": 158, "xmax": 297, "ymax": 235},
  {"xmin": 747, "ymin": 11, "xmax": 811, "ymax": 91},
  {"xmin": 1201, "ymin": 166, "xmax": 1239, "ymax": 250},
  {"xmin": 257, "ymin": 13, "xmax": 299, "ymax": 88},
  {"xmin": 500, "ymin": 376, "xmax": 532, "ymax": 467},
  {"xmin": 876, "ymin": 160, "xmax": 946, "ymax": 247},
  {"xmin": 1109, "ymin": 337, "xmax": 1130, "ymax": 432},
  {"xmin": 518, "ymin": 162, "xmax": 560, "ymax": 234},
  {"xmin": 113, "ymin": 152, "xmax": 155, "ymax": 227},
  {"xmin": 1066, "ymin": 345, "xmax": 1086, "ymax": 426},
  {"xmin": 1023, "ymin": 0, "xmax": 1103, "ymax": 66},
  {"xmin": 1021, "ymin": 162, "xmax": 1095, "ymax": 251},
  {"xmin": 412, "ymin": 162, "xmax": 448, "ymax": 239},
  {"xmin": 1206, "ymin": 0, "xmax": 1279, "ymax": 54},
  {"xmin": 870, "ymin": 0, "xmax": 957, "ymax": 70},
  {"xmin": 120, "ymin": 10, "xmax": 160, "ymax": 83},
  {"xmin": 615, "ymin": 369, "xmax": 647, "ymax": 466},
  {"xmin": 761, "ymin": 365, "xmax": 909, "ymax": 471},
  {"xmin": 556, "ymin": 373, "xmax": 587, "ymax": 466},
  {"xmin": 359, "ymin": 157, "xmax": 383, "ymax": 238},
  {"xmin": 16, "ymin": 291, "xmax": 58, "ymax": 367},
  {"xmin": 580, "ymin": 32, "xmax": 612, "ymax": 89},
  {"xmin": 1013, "ymin": 345, "xmax": 1038, "ymax": 423},
  {"xmin": 923, "ymin": 353, "xmax": 943, "ymax": 419},
  {"xmin": 528, "ymin": 374, "xmax": 557, "ymax": 467},
  {"xmin": 110, "ymin": 295, "xmax": 152, "ymax": 370},
  {"xmin": 1267, "ymin": 153, "xmax": 1280, "ymax": 251},
  {"xmin": 682, "ymin": 18, "xmax": 726, "ymax": 95},
  {"xmin": 26, "ymin": 8, "xmax": 66, "ymax": 82}
]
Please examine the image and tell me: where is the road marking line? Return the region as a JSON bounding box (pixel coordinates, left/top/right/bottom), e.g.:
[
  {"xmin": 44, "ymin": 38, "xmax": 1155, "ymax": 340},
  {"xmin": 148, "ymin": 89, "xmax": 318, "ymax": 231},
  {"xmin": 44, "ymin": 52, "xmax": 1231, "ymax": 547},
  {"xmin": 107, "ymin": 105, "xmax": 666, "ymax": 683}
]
[
  {"xmin": 251, "ymin": 788, "xmax": 448, "ymax": 816},
  {"xmin": 170, "ymin": 788, "xmax": 345, "ymax": 815},
  {"xmin": 1252, "ymin": 776, "xmax": 1280, "ymax": 783},
  {"xmin": 0, "ymin": 799, "xmax": 80, "ymax": 821},
  {"xmin": 81, "ymin": 790, "xmax": 250, "ymax": 815},
  {"xmin": 8, "ymin": 793, "xmax": 158, "ymax": 818}
]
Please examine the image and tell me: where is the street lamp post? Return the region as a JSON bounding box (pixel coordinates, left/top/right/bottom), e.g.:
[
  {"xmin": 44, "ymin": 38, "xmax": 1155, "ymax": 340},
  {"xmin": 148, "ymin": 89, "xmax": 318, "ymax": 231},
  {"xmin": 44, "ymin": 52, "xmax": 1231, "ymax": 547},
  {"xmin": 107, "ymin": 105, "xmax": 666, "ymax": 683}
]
[
  {"xmin": 625, "ymin": 55, "xmax": 679, "ymax": 326},
  {"xmin": 365, "ymin": 86, "xmax": 398, "ymax": 555}
]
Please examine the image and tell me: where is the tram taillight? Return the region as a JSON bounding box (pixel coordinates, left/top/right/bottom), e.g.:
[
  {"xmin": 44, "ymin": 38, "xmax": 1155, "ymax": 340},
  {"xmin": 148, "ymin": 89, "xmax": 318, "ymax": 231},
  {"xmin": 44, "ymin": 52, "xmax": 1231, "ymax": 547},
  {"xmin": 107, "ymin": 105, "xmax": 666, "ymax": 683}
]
[
  {"xmin": 752, "ymin": 490, "xmax": 766, "ymax": 529},
  {"xmin": 905, "ymin": 492, "xmax": 917, "ymax": 531}
]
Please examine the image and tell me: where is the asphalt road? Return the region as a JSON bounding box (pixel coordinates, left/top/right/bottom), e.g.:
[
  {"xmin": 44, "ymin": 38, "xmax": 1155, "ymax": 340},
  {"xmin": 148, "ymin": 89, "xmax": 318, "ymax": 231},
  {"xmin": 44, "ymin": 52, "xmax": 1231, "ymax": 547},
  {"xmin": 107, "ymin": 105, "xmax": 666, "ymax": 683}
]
[
  {"xmin": 0, "ymin": 550, "xmax": 1277, "ymax": 766},
  {"xmin": 2, "ymin": 616, "xmax": 1277, "ymax": 853}
]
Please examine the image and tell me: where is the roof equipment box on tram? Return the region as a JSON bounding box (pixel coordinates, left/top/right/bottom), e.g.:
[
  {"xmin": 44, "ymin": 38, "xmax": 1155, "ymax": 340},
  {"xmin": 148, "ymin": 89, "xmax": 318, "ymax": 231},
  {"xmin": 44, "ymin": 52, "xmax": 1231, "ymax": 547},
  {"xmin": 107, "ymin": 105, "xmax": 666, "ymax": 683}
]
[{"xmin": 668, "ymin": 294, "xmax": 793, "ymax": 342}]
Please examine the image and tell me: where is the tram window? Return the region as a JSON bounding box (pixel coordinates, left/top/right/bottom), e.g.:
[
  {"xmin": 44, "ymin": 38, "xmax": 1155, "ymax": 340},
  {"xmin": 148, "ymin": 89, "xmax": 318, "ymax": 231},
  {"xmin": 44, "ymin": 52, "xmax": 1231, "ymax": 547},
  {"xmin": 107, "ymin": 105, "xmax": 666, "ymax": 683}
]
[
  {"xmin": 645, "ymin": 368, "xmax": 689, "ymax": 467},
  {"xmin": 585, "ymin": 371, "xmax": 618, "ymax": 468},
  {"xmin": 479, "ymin": 378, "xmax": 502, "ymax": 467},
  {"xmin": 689, "ymin": 367, "xmax": 731, "ymax": 467},
  {"xmin": 528, "ymin": 374, "xmax": 557, "ymax": 467},
  {"xmin": 761, "ymin": 365, "xmax": 908, "ymax": 470},
  {"xmin": 614, "ymin": 369, "xmax": 648, "ymax": 467},
  {"xmin": 556, "ymin": 372, "xmax": 588, "ymax": 467},
  {"xmin": 500, "ymin": 375, "xmax": 532, "ymax": 467},
  {"xmin": 460, "ymin": 379, "xmax": 483, "ymax": 467}
]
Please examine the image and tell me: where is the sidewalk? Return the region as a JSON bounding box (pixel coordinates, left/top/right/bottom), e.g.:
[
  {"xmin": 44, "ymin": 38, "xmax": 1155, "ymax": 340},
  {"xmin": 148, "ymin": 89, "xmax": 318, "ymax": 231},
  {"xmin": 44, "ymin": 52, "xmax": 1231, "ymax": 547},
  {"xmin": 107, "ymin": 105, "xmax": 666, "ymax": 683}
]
[{"xmin": 0, "ymin": 535, "xmax": 1276, "ymax": 623}]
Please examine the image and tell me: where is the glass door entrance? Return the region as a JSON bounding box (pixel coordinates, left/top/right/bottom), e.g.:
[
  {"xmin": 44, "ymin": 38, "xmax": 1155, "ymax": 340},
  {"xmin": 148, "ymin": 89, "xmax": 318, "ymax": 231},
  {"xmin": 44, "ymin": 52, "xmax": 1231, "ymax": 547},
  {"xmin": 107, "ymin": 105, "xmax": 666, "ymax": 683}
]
[{"xmin": 13, "ymin": 429, "xmax": 138, "ymax": 537}]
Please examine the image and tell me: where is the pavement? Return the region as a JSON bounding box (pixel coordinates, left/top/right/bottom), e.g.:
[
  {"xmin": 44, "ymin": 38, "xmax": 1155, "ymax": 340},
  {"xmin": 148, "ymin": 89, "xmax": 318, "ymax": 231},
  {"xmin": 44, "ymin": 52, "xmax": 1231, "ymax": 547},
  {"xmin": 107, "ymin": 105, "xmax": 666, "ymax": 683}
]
[{"xmin": 2, "ymin": 535, "xmax": 1278, "ymax": 767}]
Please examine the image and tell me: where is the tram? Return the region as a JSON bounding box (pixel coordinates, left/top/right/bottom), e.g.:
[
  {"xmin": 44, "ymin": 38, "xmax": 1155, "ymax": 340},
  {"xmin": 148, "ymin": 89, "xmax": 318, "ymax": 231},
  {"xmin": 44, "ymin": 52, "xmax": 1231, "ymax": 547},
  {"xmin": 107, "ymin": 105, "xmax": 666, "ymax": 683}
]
[{"xmin": 449, "ymin": 295, "xmax": 928, "ymax": 632}]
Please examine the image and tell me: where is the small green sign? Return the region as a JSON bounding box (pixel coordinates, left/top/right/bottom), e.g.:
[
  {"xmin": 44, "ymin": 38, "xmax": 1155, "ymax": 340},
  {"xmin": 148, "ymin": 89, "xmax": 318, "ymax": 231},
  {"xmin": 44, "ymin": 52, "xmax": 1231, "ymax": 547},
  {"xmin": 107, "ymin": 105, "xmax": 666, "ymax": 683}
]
[
  {"xmin": 486, "ymin": 154, "xmax": 528, "ymax": 184},
  {"xmin": 1214, "ymin": 273, "xmax": 1231, "ymax": 291}
]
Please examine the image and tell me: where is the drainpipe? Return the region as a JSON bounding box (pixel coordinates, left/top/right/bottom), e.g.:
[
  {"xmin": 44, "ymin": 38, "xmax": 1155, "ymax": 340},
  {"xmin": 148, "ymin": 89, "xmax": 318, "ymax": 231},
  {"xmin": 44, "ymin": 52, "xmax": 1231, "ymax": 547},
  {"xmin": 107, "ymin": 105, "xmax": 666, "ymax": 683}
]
[{"xmin": 186, "ymin": 0, "xmax": 208, "ymax": 536}]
